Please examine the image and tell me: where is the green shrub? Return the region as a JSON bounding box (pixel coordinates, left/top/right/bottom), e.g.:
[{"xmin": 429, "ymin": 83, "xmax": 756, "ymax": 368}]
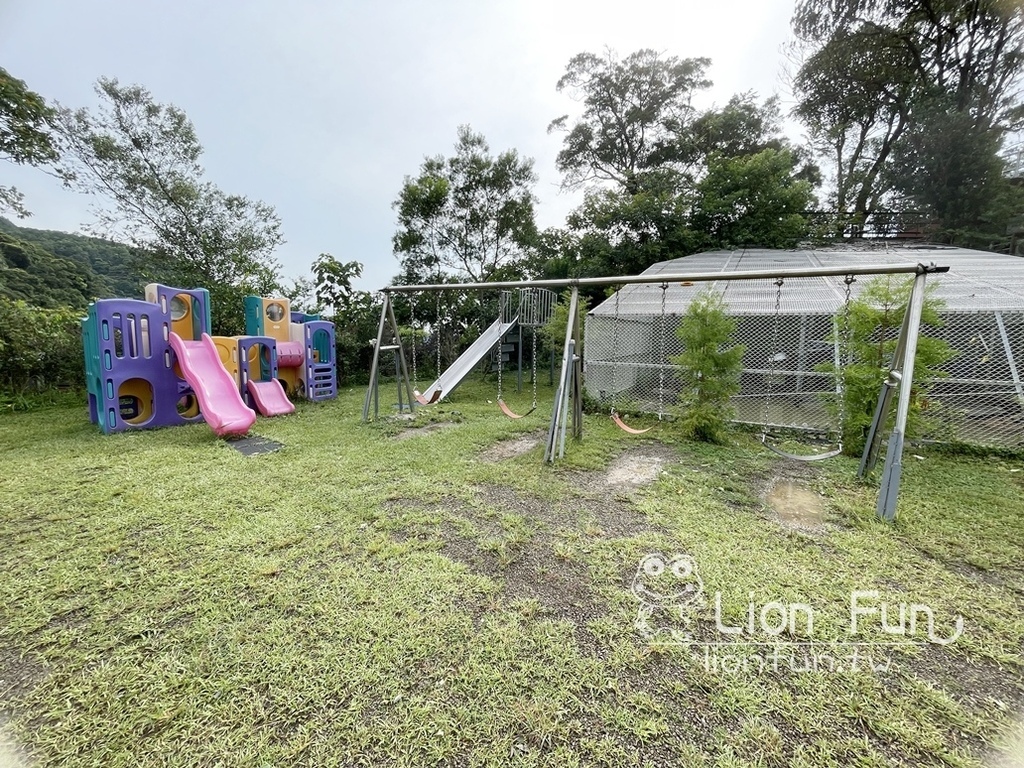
[
  {"xmin": 0, "ymin": 297, "xmax": 84, "ymax": 395},
  {"xmin": 827, "ymin": 276, "xmax": 954, "ymax": 456},
  {"xmin": 671, "ymin": 289, "xmax": 745, "ymax": 442}
]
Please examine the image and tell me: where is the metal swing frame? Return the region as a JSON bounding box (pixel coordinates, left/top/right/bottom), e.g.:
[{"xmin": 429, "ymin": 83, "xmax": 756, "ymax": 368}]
[{"xmin": 362, "ymin": 261, "xmax": 947, "ymax": 520}]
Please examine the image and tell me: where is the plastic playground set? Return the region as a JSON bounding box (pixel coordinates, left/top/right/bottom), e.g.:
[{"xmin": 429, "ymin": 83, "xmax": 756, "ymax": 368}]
[{"xmin": 81, "ymin": 285, "xmax": 337, "ymax": 437}]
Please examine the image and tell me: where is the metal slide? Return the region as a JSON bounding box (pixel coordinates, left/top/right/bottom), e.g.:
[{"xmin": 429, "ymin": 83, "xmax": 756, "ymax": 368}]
[{"xmin": 419, "ymin": 316, "xmax": 518, "ymax": 402}]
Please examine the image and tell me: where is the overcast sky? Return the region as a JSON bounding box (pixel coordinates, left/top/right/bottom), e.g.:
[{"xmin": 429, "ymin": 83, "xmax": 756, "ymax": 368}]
[{"xmin": 1, "ymin": 0, "xmax": 798, "ymax": 291}]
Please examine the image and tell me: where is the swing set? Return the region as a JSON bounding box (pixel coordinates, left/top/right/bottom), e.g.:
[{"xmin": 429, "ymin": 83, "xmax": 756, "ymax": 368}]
[{"xmin": 362, "ymin": 261, "xmax": 948, "ymax": 521}]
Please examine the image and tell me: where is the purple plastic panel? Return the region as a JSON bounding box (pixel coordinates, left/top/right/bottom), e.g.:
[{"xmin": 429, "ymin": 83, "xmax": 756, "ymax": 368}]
[
  {"xmin": 303, "ymin": 321, "xmax": 337, "ymax": 401},
  {"xmin": 88, "ymin": 298, "xmax": 202, "ymax": 433},
  {"xmin": 145, "ymin": 284, "xmax": 212, "ymax": 338},
  {"xmin": 237, "ymin": 336, "xmax": 277, "ymax": 409}
]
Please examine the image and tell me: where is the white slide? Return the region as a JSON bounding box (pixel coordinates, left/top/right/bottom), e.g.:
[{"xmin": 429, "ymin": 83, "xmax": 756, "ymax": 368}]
[{"xmin": 419, "ymin": 316, "xmax": 517, "ymax": 401}]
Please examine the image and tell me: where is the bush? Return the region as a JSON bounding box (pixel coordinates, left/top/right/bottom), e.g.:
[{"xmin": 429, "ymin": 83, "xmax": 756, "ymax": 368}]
[
  {"xmin": 827, "ymin": 276, "xmax": 954, "ymax": 456},
  {"xmin": 0, "ymin": 297, "xmax": 84, "ymax": 395},
  {"xmin": 670, "ymin": 289, "xmax": 745, "ymax": 442}
]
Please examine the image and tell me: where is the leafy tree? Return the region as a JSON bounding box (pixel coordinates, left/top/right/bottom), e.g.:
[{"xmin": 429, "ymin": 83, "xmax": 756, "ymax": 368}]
[
  {"xmin": 392, "ymin": 125, "xmax": 537, "ymax": 283},
  {"xmin": 0, "ymin": 232, "xmax": 104, "ymax": 308},
  {"xmin": 550, "ymin": 50, "xmax": 815, "ymax": 276},
  {"xmin": 830, "ymin": 276, "xmax": 954, "ymax": 455},
  {"xmin": 670, "ymin": 290, "xmax": 745, "ymax": 443},
  {"xmin": 0, "ymin": 68, "xmax": 59, "ymax": 218},
  {"xmin": 312, "ymin": 253, "xmax": 363, "ymax": 315},
  {"xmin": 690, "ymin": 149, "xmax": 815, "ymax": 249},
  {"xmin": 55, "ymin": 78, "xmax": 284, "ymax": 334},
  {"xmin": 548, "ymin": 49, "xmax": 711, "ymax": 193},
  {"xmin": 791, "ymin": 0, "xmax": 1024, "ymax": 238},
  {"xmin": 0, "ymin": 216, "xmax": 145, "ymax": 297}
]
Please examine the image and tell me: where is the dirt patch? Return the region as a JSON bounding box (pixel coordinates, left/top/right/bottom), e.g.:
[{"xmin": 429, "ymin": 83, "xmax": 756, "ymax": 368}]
[
  {"xmin": 393, "ymin": 422, "xmax": 457, "ymax": 441},
  {"xmin": 478, "ymin": 433, "xmax": 544, "ymax": 463},
  {"xmin": 604, "ymin": 444, "xmax": 677, "ymax": 489},
  {"xmin": 765, "ymin": 479, "xmax": 827, "ymax": 533},
  {"xmin": 0, "ymin": 647, "xmax": 46, "ymax": 706}
]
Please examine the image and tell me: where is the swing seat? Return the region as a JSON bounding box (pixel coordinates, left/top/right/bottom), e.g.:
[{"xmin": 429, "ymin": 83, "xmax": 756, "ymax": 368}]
[
  {"xmin": 760, "ymin": 434, "xmax": 843, "ymax": 462},
  {"xmin": 611, "ymin": 412, "xmax": 653, "ymax": 435},
  {"xmin": 498, "ymin": 399, "xmax": 535, "ymax": 420},
  {"xmin": 414, "ymin": 389, "xmax": 442, "ymax": 405}
]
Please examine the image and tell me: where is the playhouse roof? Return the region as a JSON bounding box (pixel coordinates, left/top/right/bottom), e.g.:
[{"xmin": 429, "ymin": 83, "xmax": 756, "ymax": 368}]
[{"xmin": 590, "ymin": 244, "xmax": 1024, "ymax": 316}]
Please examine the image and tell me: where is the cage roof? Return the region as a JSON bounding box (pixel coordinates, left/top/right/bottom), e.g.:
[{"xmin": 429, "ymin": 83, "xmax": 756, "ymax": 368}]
[{"xmin": 589, "ymin": 245, "xmax": 1024, "ymax": 316}]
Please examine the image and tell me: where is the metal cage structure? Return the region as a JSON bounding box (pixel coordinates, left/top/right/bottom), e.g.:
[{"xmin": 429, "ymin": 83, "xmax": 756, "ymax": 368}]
[{"xmin": 584, "ymin": 246, "xmax": 1024, "ymax": 451}]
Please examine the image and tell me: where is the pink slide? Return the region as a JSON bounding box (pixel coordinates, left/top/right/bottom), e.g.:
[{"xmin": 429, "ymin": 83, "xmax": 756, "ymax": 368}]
[
  {"xmin": 169, "ymin": 332, "xmax": 257, "ymax": 437},
  {"xmin": 246, "ymin": 379, "xmax": 296, "ymax": 417}
]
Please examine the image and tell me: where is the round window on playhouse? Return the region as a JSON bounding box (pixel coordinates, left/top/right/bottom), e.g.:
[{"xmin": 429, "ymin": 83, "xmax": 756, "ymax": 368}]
[
  {"xmin": 170, "ymin": 295, "xmax": 190, "ymax": 321},
  {"xmin": 266, "ymin": 302, "xmax": 285, "ymax": 322}
]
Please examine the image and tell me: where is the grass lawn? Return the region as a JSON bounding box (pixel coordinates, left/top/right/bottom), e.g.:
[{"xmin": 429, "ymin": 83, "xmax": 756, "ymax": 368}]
[{"xmin": 1, "ymin": 379, "xmax": 1022, "ymax": 767}]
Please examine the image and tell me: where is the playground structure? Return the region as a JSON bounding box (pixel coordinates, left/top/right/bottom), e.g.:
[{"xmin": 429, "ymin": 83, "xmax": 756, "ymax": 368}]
[
  {"xmin": 364, "ymin": 288, "xmax": 556, "ymax": 416},
  {"xmin": 82, "ymin": 286, "xmax": 337, "ymax": 437},
  {"xmin": 364, "ymin": 261, "xmax": 948, "ymax": 521}
]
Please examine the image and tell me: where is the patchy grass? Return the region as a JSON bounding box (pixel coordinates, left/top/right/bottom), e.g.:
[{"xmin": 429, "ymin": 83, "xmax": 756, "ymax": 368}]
[{"xmin": 0, "ymin": 379, "xmax": 1022, "ymax": 767}]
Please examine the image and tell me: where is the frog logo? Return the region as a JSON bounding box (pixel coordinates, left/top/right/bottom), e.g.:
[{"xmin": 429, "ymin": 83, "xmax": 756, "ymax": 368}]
[{"xmin": 632, "ymin": 553, "xmax": 704, "ymax": 640}]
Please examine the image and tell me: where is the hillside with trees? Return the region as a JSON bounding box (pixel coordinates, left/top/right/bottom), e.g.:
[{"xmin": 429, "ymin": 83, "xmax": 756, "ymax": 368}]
[{"xmin": 0, "ymin": 216, "xmax": 144, "ymax": 304}]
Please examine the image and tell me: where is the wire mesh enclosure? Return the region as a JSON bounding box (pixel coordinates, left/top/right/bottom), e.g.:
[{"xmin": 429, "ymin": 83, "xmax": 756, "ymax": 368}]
[{"xmin": 583, "ymin": 245, "xmax": 1024, "ymax": 449}]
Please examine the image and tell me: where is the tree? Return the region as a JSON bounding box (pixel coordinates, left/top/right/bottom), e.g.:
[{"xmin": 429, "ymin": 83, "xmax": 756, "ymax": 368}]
[
  {"xmin": 690, "ymin": 149, "xmax": 815, "ymax": 249},
  {"xmin": 791, "ymin": 0, "xmax": 1024, "ymax": 238},
  {"xmin": 56, "ymin": 78, "xmax": 284, "ymax": 334},
  {"xmin": 312, "ymin": 253, "xmax": 364, "ymax": 315},
  {"xmin": 831, "ymin": 276, "xmax": 954, "ymax": 455},
  {"xmin": 0, "ymin": 68, "xmax": 59, "ymax": 218},
  {"xmin": 549, "ymin": 50, "xmax": 813, "ymax": 276},
  {"xmin": 392, "ymin": 125, "xmax": 537, "ymax": 283},
  {"xmin": 670, "ymin": 290, "xmax": 745, "ymax": 443},
  {"xmin": 548, "ymin": 49, "xmax": 711, "ymax": 193}
]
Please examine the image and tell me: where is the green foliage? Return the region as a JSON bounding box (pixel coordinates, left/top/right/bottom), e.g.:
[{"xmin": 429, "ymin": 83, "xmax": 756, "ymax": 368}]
[
  {"xmin": 670, "ymin": 290, "xmax": 745, "ymax": 442},
  {"xmin": 56, "ymin": 78, "xmax": 284, "ymax": 334},
  {"xmin": 0, "ymin": 67, "xmax": 59, "ymax": 218},
  {"xmin": 690, "ymin": 149, "xmax": 814, "ymax": 249},
  {"xmin": 540, "ymin": 291, "xmax": 588, "ymax": 354},
  {"xmin": 831, "ymin": 276, "xmax": 955, "ymax": 455},
  {"xmin": 0, "ymin": 232, "xmax": 104, "ymax": 308},
  {"xmin": 792, "ymin": 0, "xmax": 1024, "ymax": 238},
  {"xmin": 392, "ymin": 125, "xmax": 537, "ymax": 283},
  {"xmin": 330, "ymin": 290, "xmax": 383, "ymax": 386},
  {"xmin": 312, "ymin": 253, "xmax": 363, "ymax": 315},
  {"xmin": 549, "ymin": 50, "xmax": 816, "ymax": 277},
  {"xmin": 0, "ymin": 216, "xmax": 144, "ymax": 297},
  {"xmin": 0, "ymin": 297, "xmax": 83, "ymax": 393}
]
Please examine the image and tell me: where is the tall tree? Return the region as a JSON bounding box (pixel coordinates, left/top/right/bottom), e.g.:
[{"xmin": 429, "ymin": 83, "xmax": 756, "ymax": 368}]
[
  {"xmin": 792, "ymin": 0, "xmax": 1024, "ymax": 238},
  {"xmin": 56, "ymin": 78, "xmax": 283, "ymax": 333},
  {"xmin": 548, "ymin": 49, "xmax": 711, "ymax": 194},
  {"xmin": 0, "ymin": 68, "xmax": 59, "ymax": 218},
  {"xmin": 392, "ymin": 125, "xmax": 537, "ymax": 283}
]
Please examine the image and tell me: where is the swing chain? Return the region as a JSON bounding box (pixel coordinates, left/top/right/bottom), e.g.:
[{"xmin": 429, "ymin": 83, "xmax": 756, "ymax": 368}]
[
  {"xmin": 435, "ymin": 292, "xmax": 442, "ymax": 378},
  {"xmin": 496, "ymin": 296, "xmax": 503, "ymax": 402},
  {"xmin": 531, "ymin": 326, "xmax": 538, "ymax": 409},
  {"xmin": 610, "ymin": 288, "xmax": 622, "ymax": 416},
  {"xmin": 409, "ymin": 293, "xmax": 418, "ymax": 389},
  {"xmin": 836, "ymin": 275, "xmax": 856, "ymax": 443},
  {"xmin": 761, "ymin": 278, "xmax": 785, "ymax": 443}
]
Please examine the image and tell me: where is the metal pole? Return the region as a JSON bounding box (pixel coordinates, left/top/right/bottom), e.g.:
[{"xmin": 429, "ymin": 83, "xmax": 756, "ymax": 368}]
[
  {"xmin": 379, "ymin": 263, "xmax": 946, "ymax": 295},
  {"xmin": 994, "ymin": 312, "xmax": 1024, "ymax": 407},
  {"xmin": 859, "ymin": 285, "xmax": 918, "ymax": 476},
  {"xmin": 546, "ymin": 287, "xmax": 579, "ymax": 463},
  {"xmin": 362, "ymin": 295, "xmax": 390, "ymax": 422},
  {"xmin": 877, "ymin": 271, "xmax": 929, "ymax": 522},
  {"xmin": 385, "ymin": 297, "xmax": 417, "ymax": 413}
]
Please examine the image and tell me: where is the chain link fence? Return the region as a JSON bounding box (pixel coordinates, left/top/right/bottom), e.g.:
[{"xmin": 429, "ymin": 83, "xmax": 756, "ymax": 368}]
[{"xmin": 583, "ymin": 247, "xmax": 1024, "ymax": 450}]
